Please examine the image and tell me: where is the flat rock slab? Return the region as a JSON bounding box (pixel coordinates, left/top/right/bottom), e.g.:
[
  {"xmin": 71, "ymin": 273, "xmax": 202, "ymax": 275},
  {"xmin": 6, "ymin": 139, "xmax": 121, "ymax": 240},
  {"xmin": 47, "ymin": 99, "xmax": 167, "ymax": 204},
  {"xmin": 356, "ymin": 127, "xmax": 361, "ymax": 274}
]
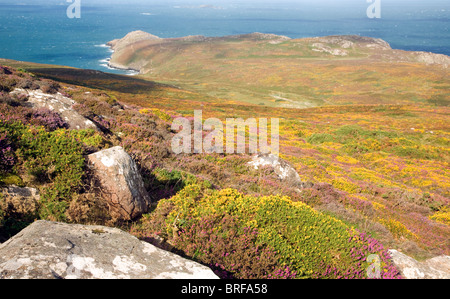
[{"xmin": 0, "ymin": 220, "xmax": 219, "ymax": 279}]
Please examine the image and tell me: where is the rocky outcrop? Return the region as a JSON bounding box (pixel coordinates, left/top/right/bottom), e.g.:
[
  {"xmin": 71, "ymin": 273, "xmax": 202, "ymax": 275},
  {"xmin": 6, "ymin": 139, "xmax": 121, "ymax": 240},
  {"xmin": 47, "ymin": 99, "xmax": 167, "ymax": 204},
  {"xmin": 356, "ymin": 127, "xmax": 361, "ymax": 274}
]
[
  {"xmin": 248, "ymin": 154, "xmax": 303, "ymax": 187},
  {"xmin": 0, "ymin": 220, "xmax": 219, "ymax": 279},
  {"xmin": 389, "ymin": 250, "xmax": 450, "ymax": 279},
  {"xmin": 312, "ymin": 43, "xmax": 349, "ymax": 56},
  {"xmin": 9, "ymin": 88, "xmax": 98, "ymax": 131},
  {"xmin": 311, "ymin": 35, "xmax": 392, "ymax": 51},
  {"xmin": 235, "ymin": 32, "xmax": 291, "ymax": 42},
  {"xmin": 414, "ymin": 51, "xmax": 450, "ymax": 68},
  {"xmin": 107, "ymin": 30, "xmax": 161, "ymax": 52},
  {"xmin": 87, "ymin": 146, "xmax": 151, "ymax": 220}
]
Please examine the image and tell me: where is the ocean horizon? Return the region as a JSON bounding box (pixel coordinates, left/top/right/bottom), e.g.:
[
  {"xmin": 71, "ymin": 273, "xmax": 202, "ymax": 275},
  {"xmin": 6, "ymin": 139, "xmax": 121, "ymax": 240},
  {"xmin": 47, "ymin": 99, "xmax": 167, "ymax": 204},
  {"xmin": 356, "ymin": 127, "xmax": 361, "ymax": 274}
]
[{"xmin": 0, "ymin": 0, "xmax": 448, "ymax": 75}]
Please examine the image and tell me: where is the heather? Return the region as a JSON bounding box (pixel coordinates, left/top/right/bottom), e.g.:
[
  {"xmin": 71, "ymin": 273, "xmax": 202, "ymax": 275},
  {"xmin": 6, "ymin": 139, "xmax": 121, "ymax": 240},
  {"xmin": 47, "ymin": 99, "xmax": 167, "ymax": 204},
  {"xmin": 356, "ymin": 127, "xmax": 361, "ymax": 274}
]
[
  {"xmin": 132, "ymin": 183, "xmax": 401, "ymax": 278},
  {"xmin": 0, "ymin": 131, "xmax": 15, "ymax": 172},
  {"xmin": 30, "ymin": 108, "xmax": 69, "ymax": 131},
  {"xmin": 0, "ymin": 59, "xmax": 448, "ymax": 278}
]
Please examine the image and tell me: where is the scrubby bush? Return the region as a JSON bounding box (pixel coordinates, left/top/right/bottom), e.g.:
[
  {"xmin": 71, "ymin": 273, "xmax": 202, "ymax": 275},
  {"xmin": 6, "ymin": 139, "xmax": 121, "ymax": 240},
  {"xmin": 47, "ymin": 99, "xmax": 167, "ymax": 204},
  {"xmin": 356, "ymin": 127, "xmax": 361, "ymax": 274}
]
[
  {"xmin": 0, "ymin": 92, "xmax": 27, "ymax": 107},
  {"xmin": 39, "ymin": 81, "xmax": 60, "ymax": 94},
  {"xmin": 0, "ymin": 66, "xmax": 41, "ymax": 94},
  {"xmin": 378, "ymin": 217, "xmax": 418, "ymax": 240},
  {"xmin": 172, "ymin": 214, "xmax": 297, "ymax": 279},
  {"xmin": 0, "ymin": 120, "xmax": 85, "ymax": 221},
  {"xmin": 143, "ymin": 167, "xmax": 201, "ymax": 202},
  {"xmin": 0, "ymin": 131, "xmax": 15, "ymax": 172},
  {"xmin": 0, "ymin": 190, "xmax": 39, "ymax": 241},
  {"xmin": 68, "ymin": 129, "xmax": 108, "ymax": 151},
  {"xmin": 306, "ymin": 133, "xmax": 334, "ymax": 144},
  {"xmin": 0, "ymin": 66, "xmax": 12, "ymax": 75},
  {"xmin": 0, "ymin": 92, "xmax": 30, "ymax": 107},
  {"xmin": 137, "ymin": 183, "xmax": 401, "ymax": 279},
  {"xmin": 17, "ymin": 79, "xmax": 40, "ymax": 90},
  {"xmin": 430, "ymin": 207, "xmax": 450, "ymax": 225},
  {"xmin": 19, "ymin": 128, "xmax": 85, "ymax": 220},
  {"xmin": 0, "ymin": 76, "xmax": 17, "ymax": 92}
]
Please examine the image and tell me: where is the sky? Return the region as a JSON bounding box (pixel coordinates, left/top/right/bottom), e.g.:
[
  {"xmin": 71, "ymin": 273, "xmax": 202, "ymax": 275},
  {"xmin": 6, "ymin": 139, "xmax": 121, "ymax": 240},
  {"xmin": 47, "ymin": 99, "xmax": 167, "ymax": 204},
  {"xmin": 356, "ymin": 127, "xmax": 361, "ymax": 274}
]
[{"xmin": 1, "ymin": 0, "xmax": 449, "ymax": 5}]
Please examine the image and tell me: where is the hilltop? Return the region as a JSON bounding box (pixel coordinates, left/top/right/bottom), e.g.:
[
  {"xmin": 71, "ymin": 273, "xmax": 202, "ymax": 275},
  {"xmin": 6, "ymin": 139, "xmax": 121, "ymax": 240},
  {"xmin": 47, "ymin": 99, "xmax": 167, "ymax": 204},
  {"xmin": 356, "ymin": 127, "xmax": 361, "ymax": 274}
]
[{"xmin": 106, "ymin": 31, "xmax": 449, "ymax": 108}]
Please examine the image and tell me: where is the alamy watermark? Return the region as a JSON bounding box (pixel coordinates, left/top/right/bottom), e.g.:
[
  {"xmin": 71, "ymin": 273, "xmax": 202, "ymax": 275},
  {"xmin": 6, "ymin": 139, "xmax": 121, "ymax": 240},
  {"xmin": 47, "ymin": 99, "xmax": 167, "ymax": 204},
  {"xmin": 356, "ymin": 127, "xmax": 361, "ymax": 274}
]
[
  {"xmin": 366, "ymin": 254, "xmax": 381, "ymax": 278},
  {"xmin": 171, "ymin": 110, "xmax": 279, "ymax": 156},
  {"xmin": 367, "ymin": 0, "xmax": 381, "ymax": 19},
  {"xmin": 66, "ymin": 0, "xmax": 81, "ymax": 19}
]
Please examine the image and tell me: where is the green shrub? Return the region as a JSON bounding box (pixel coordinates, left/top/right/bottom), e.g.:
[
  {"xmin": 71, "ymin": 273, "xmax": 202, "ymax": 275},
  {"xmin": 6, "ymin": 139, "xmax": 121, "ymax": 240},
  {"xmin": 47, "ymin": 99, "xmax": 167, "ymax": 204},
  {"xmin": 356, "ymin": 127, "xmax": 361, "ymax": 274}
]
[
  {"xmin": 20, "ymin": 128, "xmax": 85, "ymax": 220},
  {"xmin": 392, "ymin": 145, "xmax": 440, "ymax": 160},
  {"xmin": 171, "ymin": 214, "xmax": 296, "ymax": 279},
  {"xmin": 334, "ymin": 125, "xmax": 365, "ymax": 139},
  {"xmin": 68, "ymin": 129, "xmax": 107, "ymax": 150},
  {"xmin": 0, "ymin": 174, "xmax": 24, "ymax": 187},
  {"xmin": 306, "ymin": 133, "xmax": 335, "ymax": 144},
  {"xmin": 342, "ymin": 142, "xmax": 371, "ymax": 155},
  {"xmin": 0, "ymin": 121, "xmax": 85, "ymax": 221},
  {"xmin": 145, "ymin": 184, "xmax": 399, "ymax": 278}
]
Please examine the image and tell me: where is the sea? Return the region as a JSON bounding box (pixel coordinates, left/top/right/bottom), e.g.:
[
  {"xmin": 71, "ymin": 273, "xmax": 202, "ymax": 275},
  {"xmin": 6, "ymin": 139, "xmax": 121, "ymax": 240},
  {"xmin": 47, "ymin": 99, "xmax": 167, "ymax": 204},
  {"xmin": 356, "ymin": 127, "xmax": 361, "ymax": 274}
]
[{"xmin": 0, "ymin": 0, "xmax": 448, "ymax": 75}]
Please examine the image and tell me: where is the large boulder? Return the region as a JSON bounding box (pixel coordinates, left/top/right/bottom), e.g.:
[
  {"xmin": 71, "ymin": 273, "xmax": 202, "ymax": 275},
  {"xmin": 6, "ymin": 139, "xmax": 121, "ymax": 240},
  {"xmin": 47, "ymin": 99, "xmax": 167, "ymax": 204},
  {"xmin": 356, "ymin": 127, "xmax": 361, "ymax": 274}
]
[
  {"xmin": 87, "ymin": 146, "xmax": 151, "ymax": 220},
  {"xmin": 389, "ymin": 250, "xmax": 450, "ymax": 279},
  {"xmin": 0, "ymin": 220, "xmax": 219, "ymax": 279}
]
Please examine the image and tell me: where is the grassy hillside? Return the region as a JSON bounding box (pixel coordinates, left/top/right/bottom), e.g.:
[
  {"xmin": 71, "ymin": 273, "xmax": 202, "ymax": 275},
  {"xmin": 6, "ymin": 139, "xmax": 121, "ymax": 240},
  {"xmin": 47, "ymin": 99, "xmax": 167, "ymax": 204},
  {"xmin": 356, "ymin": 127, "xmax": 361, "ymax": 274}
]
[
  {"xmin": 0, "ymin": 31, "xmax": 449, "ymax": 278},
  {"xmin": 107, "ymin": 33, "xmax": 449, "ymax": 108}
]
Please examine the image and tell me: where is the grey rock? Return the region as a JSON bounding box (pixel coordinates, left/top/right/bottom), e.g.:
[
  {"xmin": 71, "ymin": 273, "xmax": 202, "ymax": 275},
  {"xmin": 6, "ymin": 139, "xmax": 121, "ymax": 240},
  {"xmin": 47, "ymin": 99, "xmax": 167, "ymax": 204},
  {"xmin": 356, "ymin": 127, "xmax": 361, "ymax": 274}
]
[
  {"xmin": 1, "ymin": 185, "xmax": 40, "ymax": 200},
  {"xmin": 248, "ymin": 154, "xmax": 303, "ymax": 187},
  {"xmin": 313, "ymin": 35, "xmax": 391, "ymax": 50},
  {"xmin": 389, "ymin": 249, "xmax": 450, "ymax": 279},
  {"xmin": 0, "ymin": 220, "xmax": 219, "ymax": 279},
  {"xmin": 312, "ymin": 43, "xmax": 349, "ymax": 56},
  {"xmin": 87, "ymin": 146, "xmax": 151, "ymax": 220},
  {"xmin": 10, "ymin": 88, "xmax": 98, "ymax": 131}
]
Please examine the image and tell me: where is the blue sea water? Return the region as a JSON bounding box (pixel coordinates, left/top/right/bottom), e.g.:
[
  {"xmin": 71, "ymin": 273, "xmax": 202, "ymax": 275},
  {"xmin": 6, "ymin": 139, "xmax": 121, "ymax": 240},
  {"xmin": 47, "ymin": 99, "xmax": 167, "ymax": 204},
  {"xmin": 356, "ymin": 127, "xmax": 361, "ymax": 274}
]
[{"xmin": 0, "ymin": 0, "xmax": 448, "ymax": 75}]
